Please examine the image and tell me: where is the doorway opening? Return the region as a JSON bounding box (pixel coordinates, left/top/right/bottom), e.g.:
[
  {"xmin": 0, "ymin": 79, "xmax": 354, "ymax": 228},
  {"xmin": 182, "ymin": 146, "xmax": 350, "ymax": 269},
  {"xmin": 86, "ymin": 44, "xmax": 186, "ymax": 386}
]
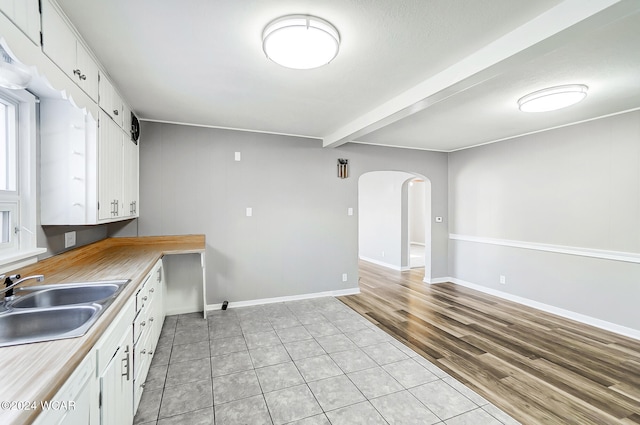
[
  {"xmin": 358, "ymin": 171, "xmax": 432, "ymax": 281},
  {"xmin": 407, "ymin": 178, "xmax": 426, "ymax": 268}
]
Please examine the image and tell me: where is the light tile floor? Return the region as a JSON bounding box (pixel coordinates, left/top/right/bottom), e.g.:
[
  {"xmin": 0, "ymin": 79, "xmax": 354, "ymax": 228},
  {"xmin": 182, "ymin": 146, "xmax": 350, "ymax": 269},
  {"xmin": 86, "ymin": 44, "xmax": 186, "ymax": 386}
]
[{"xmin": 134, "ymin": 297, "xmax": 521, "ymax": 425}]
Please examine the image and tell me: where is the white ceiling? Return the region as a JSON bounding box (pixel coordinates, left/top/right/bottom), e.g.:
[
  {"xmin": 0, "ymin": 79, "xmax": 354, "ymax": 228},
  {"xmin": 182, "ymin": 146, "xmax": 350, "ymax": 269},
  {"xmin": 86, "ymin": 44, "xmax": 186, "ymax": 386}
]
[{"xmin": 56, "ymin": 0, "xmax": 640, "ymax": 151}]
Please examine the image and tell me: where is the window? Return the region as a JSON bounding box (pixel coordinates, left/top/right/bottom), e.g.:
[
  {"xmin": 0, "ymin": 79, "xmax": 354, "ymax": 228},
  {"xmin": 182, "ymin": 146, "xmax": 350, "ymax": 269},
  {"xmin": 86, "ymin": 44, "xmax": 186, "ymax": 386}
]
[
  {"xmin": 0, "ymin": 94, "xmax": 18, "ymax": 253},
  {"xmin": 0, "ymin": 87, "xmax": 43, "ymax": 271}
]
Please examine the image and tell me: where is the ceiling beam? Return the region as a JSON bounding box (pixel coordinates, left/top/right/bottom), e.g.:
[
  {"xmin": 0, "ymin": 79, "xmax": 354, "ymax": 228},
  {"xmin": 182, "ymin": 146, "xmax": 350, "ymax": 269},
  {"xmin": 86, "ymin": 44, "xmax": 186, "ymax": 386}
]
[{"xmin": 321, "ymin": 0, "xmax": 627, "ymax": 148}]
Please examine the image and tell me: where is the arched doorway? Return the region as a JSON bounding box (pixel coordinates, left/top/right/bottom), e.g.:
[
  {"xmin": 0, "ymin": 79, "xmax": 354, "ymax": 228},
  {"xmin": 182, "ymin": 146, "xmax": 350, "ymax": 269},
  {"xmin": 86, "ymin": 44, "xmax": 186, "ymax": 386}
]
[{"xmin": 358, "ymin": 171, "xmax": 432, "ymax": 280}]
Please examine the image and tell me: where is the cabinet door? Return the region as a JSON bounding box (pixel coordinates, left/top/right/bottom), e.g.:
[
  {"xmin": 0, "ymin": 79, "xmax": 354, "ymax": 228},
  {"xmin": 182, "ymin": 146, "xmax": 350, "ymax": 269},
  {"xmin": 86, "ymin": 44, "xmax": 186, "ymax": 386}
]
[
  {"xmin": 98, "ymin": 73, "xmax": 123, "ymax": 127},
  {"xmin": 59, "ymin": 377, "xmax": 92, "ymax": 425},
  {"xmin": 0, "ymin": 0, "xmax": 41, "ymax": 44},
  {"xmin": 100, "ymin": 325, "xmax": 134, "ymax": 425},
  {"xmin": 41, "ymin": 0, "xmax": 76, "ymax": 79},
  {"xmin": 122, "ymin": 104, "xmax": 132, "ymax": 140},
  {"xmin": 98, "ymin": 112, "xmax": 123, "ymax": 220},
  {"xmin": 122, "ymin": 137, "xmax": 139, "ymax": 218},
  {"xmin": 152, "ymin": 262, "xmax": 164, "ymax": 342},
  {"xmin": 76, "ymin": 42, "xmax": 99, "ymax": 101}
]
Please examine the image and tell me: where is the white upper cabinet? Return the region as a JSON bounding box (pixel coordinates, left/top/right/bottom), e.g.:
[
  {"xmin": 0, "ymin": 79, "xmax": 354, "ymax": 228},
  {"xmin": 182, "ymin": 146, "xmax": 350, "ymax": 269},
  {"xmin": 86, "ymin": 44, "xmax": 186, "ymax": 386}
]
[
  {"xmin": 97, "ymin": 110, "xmax": 139, "ymax": 221},
  {"xmin": 98, "ymin": 72, "xmax": 123, "ymax": 127},
  {"xmin": 122, "ymin": 137, "xmax": 139, "ymax": 218},
  {"xmin": 41, "ymin": 0, "xmax": 99, "ymax": 101},
  {"xmin": 40, "ymin": 101, "xmax": 139, "ymax": 225},
  {"xmin": 40, "ymin": 99, "xmax": 99, "ymax": 225},
  {"xmin": 98, "ymin": 111, "xmax": 124, "ymax": 221},
  {"xmin": 123, "ymin": 103, "xmax": 132, "ymax": 139},
  {"xmin": 0, "ymin": 0, "xmax": 40, "ymax": 44}
]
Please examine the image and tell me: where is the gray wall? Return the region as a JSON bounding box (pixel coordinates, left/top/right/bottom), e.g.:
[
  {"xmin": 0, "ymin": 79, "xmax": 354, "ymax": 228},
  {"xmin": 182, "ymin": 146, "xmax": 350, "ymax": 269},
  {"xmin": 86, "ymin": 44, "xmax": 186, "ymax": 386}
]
[
  {"xmin": 448, "ymin": 110, "xmax": 640, "ymax": 331},
  {"xmin": 358, "ymin": 171, "xmax": 416, "ymax": 270},
  {"xmin": 136, "ymin": 122, "xmax": 449, "ymax": 305}
]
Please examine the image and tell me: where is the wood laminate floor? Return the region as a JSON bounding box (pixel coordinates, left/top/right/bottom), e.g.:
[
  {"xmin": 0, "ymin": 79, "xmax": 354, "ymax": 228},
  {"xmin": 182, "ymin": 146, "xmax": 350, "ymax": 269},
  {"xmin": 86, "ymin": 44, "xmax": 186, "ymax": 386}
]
[{"xmin": 338, "ymin": 260, "xmax": 640, "ymax": 425}]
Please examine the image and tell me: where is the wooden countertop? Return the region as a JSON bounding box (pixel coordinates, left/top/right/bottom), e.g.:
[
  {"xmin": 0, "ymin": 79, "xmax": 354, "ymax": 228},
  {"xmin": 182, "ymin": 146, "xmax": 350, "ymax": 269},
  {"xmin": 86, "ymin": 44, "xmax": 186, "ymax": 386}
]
[{"xmin": 0, "ymin": 235, "xmax": 205, "ymax": 425}]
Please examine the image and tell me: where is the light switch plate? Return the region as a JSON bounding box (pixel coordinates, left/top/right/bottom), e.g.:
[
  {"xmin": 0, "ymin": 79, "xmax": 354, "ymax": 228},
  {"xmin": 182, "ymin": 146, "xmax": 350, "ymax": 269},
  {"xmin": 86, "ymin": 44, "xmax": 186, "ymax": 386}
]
[
  {"xmin": 246, "ymin": 207, "xmax": 252, "ymax": 217},
  {"xmin": 235, "ymin": 152, "xmax": 241, "ymax": 161},
  {"xmin": 348, "ymin": 208, "xmax": 353, "ymax": 216}
]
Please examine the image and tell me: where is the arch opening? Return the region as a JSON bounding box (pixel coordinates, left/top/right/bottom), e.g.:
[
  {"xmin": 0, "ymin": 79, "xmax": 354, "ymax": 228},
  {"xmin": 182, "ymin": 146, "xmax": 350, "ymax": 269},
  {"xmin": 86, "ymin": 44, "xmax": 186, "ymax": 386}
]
[{"xmin": 357, "ymin": 170, "xmax": 432, "ymax": 281}]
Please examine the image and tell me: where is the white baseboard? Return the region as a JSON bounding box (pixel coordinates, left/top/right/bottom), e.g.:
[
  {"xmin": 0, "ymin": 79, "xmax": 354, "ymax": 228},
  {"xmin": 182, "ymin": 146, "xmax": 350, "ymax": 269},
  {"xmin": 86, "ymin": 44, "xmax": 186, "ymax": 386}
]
[
  {"xmin": 205, "ymin": 287, "xmax": 361, "ymax": 312},
  {"xmin": 165, "ymin": 305, "xmax": 203, "ymax": 315},
  {"xmin": 447, "ymin": 277, "xmax": 640, "ymax": 340},
  {"xmin": 423, "ymin": 276, "xmax": 450, "ymax": 284},
  {"xmin": 359, "ymin": 256, "xmax": 404, "ymax": 271}
]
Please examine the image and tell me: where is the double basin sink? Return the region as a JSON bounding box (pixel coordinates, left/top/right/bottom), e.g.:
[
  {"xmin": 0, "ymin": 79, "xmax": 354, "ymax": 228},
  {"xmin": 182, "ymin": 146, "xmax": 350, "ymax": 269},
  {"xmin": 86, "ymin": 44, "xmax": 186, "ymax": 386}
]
[{"xmin": 0, "ymin": 280, "xmax": 130, "ymax": 348}]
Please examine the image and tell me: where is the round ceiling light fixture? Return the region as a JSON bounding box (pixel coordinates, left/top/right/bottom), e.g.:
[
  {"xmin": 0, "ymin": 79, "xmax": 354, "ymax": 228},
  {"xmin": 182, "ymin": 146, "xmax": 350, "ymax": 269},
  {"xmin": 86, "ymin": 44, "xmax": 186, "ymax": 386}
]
[
  {"xmin": 518, "ymin": 84, "xmax": 588, "ymax": 112},
  {"xmin": 262, "ymin": 15, "xmax": 340, "ymax": 70}
]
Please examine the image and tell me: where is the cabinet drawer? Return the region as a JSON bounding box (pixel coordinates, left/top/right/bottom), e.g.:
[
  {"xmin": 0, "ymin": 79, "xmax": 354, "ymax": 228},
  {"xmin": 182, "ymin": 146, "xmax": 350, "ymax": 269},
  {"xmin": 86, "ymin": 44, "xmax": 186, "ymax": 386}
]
[
  {"xmin": 133, "ymin": 328, "xmax": 154, "ymax": 412},
  {"xmin": 133, "ymin": 304, "xmax": 149, "ymax": 344},
  {"xmin": 135, "ymin": 275, "xmax": 151, "ymax": 312}
]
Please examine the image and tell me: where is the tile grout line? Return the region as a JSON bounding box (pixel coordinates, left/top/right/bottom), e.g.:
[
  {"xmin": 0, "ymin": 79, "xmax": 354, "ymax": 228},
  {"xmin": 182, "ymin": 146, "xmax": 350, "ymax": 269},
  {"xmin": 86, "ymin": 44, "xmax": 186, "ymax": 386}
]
[{"xmin": 143, "ymin": 299, "xmax": 518, "ymax": 424}]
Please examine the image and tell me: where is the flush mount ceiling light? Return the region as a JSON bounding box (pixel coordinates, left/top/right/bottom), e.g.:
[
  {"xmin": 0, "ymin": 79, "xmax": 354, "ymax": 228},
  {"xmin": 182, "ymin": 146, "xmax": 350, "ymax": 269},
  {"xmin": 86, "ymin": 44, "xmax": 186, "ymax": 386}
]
[
  {"xmin": 518, "ymin": 84, "xmax": 588, "ymax": 112},
  {"xmin": 0, "ymin": 45, "xmax": 32, "ymax": 90},
  {"xmin": 262, "ymin": 15, "xmax": 340, "ymax": 70}
]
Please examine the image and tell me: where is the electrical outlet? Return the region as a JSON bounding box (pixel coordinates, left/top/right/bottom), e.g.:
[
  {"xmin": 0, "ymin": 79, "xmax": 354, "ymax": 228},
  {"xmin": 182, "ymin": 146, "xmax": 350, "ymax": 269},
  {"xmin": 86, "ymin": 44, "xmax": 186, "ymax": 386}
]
[
  {"xmin": 246, "ymin": 207, "xmax": 252, "ymax": 217},
  {"xmin": 64, "ymin": 231, "xmax": 76, "ymax": 248},
  {"xmin": 499, "ymin": 275, "xmax": 506, "ymax": 285},
  {"xmin": 347, "ymin": 208, "xmax": 353, "ymax": 216},
  {"xmin": 342, "ymin": 273, "xmax": 348, "ymax": 282},
  {"xmin": 382, "ymin": 251, "xmax": 385, "ymax": 258},
  {"xmin": 235, "ymin": 152, "xmax": 241, "ymax": 161}
]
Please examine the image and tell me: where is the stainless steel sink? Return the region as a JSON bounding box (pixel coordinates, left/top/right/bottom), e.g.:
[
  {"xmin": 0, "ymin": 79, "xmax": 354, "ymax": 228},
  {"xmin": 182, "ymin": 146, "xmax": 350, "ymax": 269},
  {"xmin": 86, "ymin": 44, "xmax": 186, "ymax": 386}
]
[
  {"xmin": 0, "ymin": 305, "xmax": 102, "ymax": 347},
  {"xmin": 11, "ymin": 280, "xmax": 128, "ymax": 309},
  {"xmin": 0, "ymin": 279, "xmax": 130, "ymax": 347}
]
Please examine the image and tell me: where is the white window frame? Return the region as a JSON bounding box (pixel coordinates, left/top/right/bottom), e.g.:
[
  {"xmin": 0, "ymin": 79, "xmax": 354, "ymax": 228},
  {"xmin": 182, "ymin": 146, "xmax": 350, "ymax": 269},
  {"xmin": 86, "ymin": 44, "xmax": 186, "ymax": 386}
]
[
  {"xmin": 0, "ymin": 87, "xmax": 45, "ymax": 273},
  {"xmin": 0, "ymin": 202, "xmax": 18, "ymax": 252}
]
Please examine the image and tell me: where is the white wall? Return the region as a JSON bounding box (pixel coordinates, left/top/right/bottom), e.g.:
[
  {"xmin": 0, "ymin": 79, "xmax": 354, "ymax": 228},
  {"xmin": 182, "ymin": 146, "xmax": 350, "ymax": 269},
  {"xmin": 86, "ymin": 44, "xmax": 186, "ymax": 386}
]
[
  {"xmin": 449, "ymin": 110, "xmax": 640, "ymax": 332},
  {"xmin": 358, "ymin": 171, "xmax": 416, "ymax": 270},
  {"xmin": 134, "ymin": 122, "xmax": 449, "ymax": 305},
  {"xmin": 408, "ymin": 180, "xmax": 426, "ymax": 245}
]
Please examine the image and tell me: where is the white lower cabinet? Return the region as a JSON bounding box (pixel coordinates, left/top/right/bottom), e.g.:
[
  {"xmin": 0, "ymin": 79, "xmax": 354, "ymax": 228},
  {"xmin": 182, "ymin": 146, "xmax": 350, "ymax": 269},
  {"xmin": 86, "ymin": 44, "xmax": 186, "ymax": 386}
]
[
  {"xmin": 94, "ymin": 296, "xmax": 135, "ymax": 425},
  {"xmin": 33, "ymin": 259, "xmax": 166, "ymax": 425},
  {"xmin": 133, "ymin": 259, "xmax": 165, "ymax": 411},
  {"xmin": 32, "ymin": 350, "xmax": 96, "ymax": 425},
  {"xmin": 99, "ymin": 324, "xmax": 134, "ymax": 425}
]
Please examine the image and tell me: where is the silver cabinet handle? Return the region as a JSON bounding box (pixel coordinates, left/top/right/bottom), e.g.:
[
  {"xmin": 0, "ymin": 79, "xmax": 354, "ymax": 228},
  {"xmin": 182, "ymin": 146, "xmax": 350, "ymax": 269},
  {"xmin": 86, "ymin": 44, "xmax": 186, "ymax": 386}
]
[
  {"xmin": 148, "ymin": 350, "xmax": 153, "ymax": 355},
  {"xmin": 141, "ymin": 349, "xmax": 146, "ymax": 355},
  {"xmin": 73, "ymin": 69, "xmax": 81, "ymax": 77},
  {"xmin": 80, "ymin": 74, "xmax": 87, "ymax": 80},
  {"xmin": 113, "ymin": 109, "xmax": 119, "ymax": 116},
  {"xmin": 149, "ymin": 317, "xmax": 154, "ymax": 322},
  {"xmin": 149, "ymin": 288, "xmax": 155, "ymax": 293},
  {"xmin": 140, "ymin": 321, "xmax": 146, "ymax": 327}
]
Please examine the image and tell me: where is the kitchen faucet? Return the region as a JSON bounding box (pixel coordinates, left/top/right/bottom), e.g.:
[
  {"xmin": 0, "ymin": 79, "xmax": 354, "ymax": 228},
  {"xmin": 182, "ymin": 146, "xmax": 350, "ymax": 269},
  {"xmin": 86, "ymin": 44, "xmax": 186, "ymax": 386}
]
[{"xmin": 0, "ymin": 274, "xmax": 45, "ymax": 307}]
